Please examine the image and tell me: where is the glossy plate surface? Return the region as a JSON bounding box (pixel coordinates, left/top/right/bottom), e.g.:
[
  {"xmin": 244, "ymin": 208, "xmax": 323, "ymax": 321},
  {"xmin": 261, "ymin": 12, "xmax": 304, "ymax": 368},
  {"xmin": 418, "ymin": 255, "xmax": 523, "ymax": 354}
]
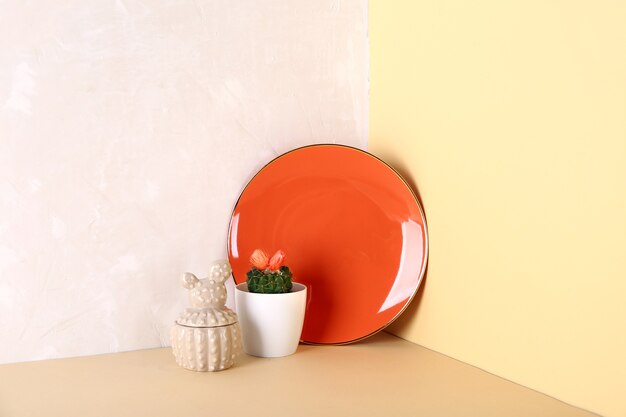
[{"xmin": 228, "ymin": 145, "xmax": 428, "ymax": 344}]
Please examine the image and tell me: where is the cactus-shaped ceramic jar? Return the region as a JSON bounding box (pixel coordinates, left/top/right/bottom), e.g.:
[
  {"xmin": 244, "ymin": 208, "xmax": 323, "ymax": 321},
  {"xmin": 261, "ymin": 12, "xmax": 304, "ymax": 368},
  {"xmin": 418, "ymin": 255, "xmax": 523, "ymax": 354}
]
[{"xmin": 171, "ymin": 260, "xmax": 242, "ymax": 372}]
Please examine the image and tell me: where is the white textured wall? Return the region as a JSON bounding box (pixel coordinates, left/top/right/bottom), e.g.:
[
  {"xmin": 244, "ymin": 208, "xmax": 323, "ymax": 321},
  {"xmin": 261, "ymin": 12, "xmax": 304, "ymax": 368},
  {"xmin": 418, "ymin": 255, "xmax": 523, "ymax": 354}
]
[{"xmin": 0, "ymin": 0, "xmax": 367, "ymax": 363}]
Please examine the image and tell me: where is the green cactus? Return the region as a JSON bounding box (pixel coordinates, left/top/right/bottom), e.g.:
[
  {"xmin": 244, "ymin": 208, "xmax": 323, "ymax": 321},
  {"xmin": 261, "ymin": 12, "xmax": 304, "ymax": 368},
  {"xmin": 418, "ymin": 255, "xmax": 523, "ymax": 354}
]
[{"xmin": 246, "ymin": 265, "xmax": 293, "ymax": 294}]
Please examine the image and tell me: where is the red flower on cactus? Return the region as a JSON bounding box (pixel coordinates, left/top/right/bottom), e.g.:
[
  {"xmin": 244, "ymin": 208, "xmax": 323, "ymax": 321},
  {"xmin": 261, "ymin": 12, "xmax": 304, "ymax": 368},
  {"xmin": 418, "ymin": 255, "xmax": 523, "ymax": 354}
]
[
  {"xmin": 268, "ymin": 250, "xmax": 286, "ymax": 271},
  {"xmin": 249, "ymin": 249, "xmax": 269, "ymax": 270}
]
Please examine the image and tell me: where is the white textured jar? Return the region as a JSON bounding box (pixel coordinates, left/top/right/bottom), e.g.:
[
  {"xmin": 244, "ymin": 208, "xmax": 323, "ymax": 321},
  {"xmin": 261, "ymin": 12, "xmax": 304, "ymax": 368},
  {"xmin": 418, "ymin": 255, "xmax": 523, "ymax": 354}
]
[
  {"xmin": 171, "ymin": 261, "xmax": 242, "ymax": 372},
  {"xmin": 170, "ymin": 310, "xmax": 241, "ymax": 372}
]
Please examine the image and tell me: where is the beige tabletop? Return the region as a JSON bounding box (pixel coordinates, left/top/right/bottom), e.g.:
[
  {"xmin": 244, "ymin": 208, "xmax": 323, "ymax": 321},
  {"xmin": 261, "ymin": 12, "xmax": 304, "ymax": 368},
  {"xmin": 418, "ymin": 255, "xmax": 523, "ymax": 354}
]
[{"xmin": 0, "ymin": 333, "xmax": 594, "ymax": 417}]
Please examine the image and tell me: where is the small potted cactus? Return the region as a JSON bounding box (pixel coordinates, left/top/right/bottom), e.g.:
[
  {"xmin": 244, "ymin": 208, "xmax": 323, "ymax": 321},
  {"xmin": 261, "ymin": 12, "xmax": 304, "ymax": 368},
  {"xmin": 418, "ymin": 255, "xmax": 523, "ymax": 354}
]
[
  {"xmin": 246, "ymin": 249, "xmax": 293, "ymax": 293},
  {"xmin": 234, "ymin": 249, "xmax": 307, "ymax": 358}
]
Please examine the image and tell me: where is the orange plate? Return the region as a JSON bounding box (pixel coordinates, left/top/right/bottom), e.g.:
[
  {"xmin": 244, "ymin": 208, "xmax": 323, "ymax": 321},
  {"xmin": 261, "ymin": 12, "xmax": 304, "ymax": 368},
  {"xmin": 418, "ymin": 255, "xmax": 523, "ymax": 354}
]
[{"xmin": 228, "ymin": 145, "xmax": 428, "ymax": 344}]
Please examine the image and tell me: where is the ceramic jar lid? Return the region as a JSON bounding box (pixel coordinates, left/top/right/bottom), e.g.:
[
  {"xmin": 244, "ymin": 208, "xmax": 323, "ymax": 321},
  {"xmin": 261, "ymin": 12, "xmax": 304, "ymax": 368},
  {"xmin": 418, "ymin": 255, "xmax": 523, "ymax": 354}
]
[{"xmin": 174, "ymin": 261, "xmax": 239, "ymax": 328}]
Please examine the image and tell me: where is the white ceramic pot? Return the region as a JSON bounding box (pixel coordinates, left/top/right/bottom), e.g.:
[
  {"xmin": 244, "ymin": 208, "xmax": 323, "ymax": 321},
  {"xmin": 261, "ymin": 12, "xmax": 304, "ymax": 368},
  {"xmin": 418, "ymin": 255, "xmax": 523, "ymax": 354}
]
[{"xmin": 235, "ymin": 282, "xmax": 307, "ymax": 358}]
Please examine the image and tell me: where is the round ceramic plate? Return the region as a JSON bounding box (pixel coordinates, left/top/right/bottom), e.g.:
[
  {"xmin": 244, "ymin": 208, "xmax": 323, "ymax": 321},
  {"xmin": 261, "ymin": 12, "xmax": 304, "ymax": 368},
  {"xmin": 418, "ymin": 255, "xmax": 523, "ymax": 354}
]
[{"xmin": 227, "ymin": 144, "xmax": 428, "ymax": 344}]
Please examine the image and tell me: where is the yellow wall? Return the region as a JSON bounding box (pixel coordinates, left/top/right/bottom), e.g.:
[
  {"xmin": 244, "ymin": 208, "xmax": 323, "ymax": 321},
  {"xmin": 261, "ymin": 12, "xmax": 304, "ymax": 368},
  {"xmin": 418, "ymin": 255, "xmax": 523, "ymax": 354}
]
[{"xmin": 370, "ymin": 1, "xmax": 626, "ymax": 416}]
